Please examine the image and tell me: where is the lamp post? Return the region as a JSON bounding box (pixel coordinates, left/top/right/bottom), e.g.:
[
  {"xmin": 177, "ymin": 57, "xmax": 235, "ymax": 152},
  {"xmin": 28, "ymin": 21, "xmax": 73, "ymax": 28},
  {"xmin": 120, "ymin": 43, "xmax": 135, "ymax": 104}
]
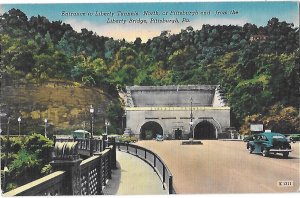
[
  {"xmin": 18, "ymin": 117, "xmax": 21, "ymax": 136},
  {"xmin": 3, "ymin": 117, "xmax": 10, "ymax": 192},
  {"xmin": 122, "ymin": 112, "xmax": 126, "ymax": 132},
  {"xmin": 44, "ymin": 118, "xmax": 48, "ymax": 138},
  {"xmin": 190, "ymin": 97, "xmax": 194, "ymax": 139},
  {"xmin": 0, "ymin": 112, "xmax": 7, "ymax": 134},
  {"xmin": 105, "ymin": 119, "xmax": 110, "ymax": 135},
  {"xmin": 90, "ymin": 105, "xmax": 94, "ymax": 138},
  {"xmin": 89, "ymin": 105, "xmax": 94, "ymax": 156},
  {"xmin": 102, "ymin": 119, "xmax": 110, "ymax": 150}
]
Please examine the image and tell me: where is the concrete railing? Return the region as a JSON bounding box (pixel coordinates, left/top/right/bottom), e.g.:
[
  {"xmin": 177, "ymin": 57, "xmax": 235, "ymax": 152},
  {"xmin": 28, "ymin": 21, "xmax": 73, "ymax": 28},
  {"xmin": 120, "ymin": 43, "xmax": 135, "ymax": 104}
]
[
  {"xmin": 116, "ymin": 142, "xmax": 175, "ymax": 194},
  {"xmin": 3, "ymin": 171, "xmax": 66, "ymax": 196},
  {"xmin": 54, "ymin": 138, "xmax": 104, "ymax": 156},
  {"xmin": 79, "ymin": 146, "xmax": 113, "ymax": 195},
  {"xmin": 3, "ymin": 144, "xmax": 115, "ymax": 196}
]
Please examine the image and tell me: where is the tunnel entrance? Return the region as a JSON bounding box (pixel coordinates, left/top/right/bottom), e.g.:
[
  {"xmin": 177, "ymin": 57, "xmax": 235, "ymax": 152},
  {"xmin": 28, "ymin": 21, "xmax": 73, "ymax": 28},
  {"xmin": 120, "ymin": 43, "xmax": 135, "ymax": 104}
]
[
  {"xmin": 194, "ymin": 121, "xmax": 216, "ymax": 139},
  {"xmin": 140, "ymin": 121, "xmax": 163, "ymax": 140}
]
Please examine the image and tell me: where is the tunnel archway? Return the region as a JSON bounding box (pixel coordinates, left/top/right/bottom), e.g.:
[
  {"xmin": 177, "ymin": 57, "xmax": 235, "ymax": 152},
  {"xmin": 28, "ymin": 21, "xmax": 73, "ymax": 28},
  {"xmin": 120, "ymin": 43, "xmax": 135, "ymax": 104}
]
[
  {"xmin": 140, "ymin": 121, "xmax": 163, "ymax": 140},
  {"xmin": 194, "ymin": 120, "xmax": 216, "ymax": 139}
]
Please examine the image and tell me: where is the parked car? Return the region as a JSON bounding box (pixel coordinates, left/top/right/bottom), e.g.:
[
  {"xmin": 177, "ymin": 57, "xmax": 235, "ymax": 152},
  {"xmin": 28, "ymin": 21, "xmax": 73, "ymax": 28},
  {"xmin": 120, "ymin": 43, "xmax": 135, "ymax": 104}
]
[
  {"xmin": 288, "ymin": 134, "xmax": 300, "ymax": 142},
  {"xmin": 243, "ymin": 135, "xmax": 254, "ymax": 142},
  {"xmin": 246, "ymin": 132, "xmax": 292, "ymax": 158},
  {"xmin": 156, "ymin": 134, "xmax": 164, "ymax": 141},
  {"xmin": 117, "ymin": 135, "xmax": 138, "ymax": 143}
]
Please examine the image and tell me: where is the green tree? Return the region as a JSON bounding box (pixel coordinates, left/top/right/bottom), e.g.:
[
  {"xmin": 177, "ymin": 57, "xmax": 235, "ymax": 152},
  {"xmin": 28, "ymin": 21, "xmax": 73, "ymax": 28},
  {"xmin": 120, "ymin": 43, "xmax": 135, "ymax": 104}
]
[
  {"xmin": 105, "ymin": 101, "xmax": 124, "ymax": 134},
  {"xmin": 25, "ymin": 134, "xmax": 53, "ymax": 166},
  {"xmin": 8, "ymin": 149, "xmax": 39, "ymax": 189},
  {"xmin": 1, "ymin": 134, "xmax": 53, "ymax": 192},
  {"xmin": 240, "ymin": 105, "xmax": 300, "ymax": 135}
]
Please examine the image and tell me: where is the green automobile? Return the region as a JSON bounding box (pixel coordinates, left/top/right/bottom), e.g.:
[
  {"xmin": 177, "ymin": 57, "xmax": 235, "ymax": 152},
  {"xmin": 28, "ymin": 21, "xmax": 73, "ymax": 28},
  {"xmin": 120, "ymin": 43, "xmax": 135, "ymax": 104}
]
[
  {"xmin": 288, "ymin": 134, "xmax": 300, "ymax": 142},
  {"xmin": 246, "ymin": 132, "xmax": 292, "ymax": 158},
  {"xmin": 117, "ymin": 135, "xmax": 138, "ymax": 143}
]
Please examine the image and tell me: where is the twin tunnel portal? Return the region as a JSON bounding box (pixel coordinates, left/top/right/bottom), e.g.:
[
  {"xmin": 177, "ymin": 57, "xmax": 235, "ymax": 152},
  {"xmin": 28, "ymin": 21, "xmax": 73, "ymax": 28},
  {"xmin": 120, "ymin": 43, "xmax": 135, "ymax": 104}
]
[
  {"xmin": 140, "ymin": 121, "xmax": 216, "ymax": 140},
  {"xmin": 126, "ymin": 85, "xmax": 231, "ymax": 140}
]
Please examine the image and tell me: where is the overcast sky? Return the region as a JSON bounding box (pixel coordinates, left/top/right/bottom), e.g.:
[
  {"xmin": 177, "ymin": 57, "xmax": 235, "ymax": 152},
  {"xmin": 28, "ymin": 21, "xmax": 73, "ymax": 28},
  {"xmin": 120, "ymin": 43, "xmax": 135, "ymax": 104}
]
[{"xmin": 1, "ymin": 1, "xmax": 298, "ymax": 42}]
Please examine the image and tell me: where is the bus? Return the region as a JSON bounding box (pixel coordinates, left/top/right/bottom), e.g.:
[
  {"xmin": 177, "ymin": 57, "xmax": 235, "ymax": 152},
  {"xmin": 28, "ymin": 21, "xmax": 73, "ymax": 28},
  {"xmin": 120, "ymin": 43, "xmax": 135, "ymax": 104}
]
[{"xmin": 71, "ymin": 130, "xmax": 91, "ymax": 139}]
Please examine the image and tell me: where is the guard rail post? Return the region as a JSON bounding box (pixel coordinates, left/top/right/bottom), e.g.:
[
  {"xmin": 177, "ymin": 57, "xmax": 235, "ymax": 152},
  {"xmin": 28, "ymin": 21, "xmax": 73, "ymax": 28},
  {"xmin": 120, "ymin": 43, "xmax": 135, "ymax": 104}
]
[
  {"xmin": 169, "ymin": 175, "xmax": 173, "ymax": 194},
  {"xmin": 108, "ymin": 138, "xmax": 117, "ymax": 169},
  {"xmin": 50, "ymin": 142, "xmax": 82, "ymax": 195},
  {"xmin": 93, "ymin": 152, "xmax": 104, "ymax": 195}
]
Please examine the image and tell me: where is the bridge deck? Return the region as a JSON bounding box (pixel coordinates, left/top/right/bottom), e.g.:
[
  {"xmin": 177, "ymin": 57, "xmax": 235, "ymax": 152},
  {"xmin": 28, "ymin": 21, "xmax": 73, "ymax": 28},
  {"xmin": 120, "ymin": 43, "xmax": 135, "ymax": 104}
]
[
  {"xmin": 103, "ymin": 151, "xmax": 167, "ymax": 195},
  {"xmin": 135, "ymin": 140, "xmax": 300, "ymax": 193}
]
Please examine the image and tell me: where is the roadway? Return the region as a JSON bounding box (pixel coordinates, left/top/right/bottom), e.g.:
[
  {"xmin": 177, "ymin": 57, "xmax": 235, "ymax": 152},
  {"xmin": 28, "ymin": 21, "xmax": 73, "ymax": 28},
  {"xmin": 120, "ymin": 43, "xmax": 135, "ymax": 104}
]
[{"xmin": 136, "ymin": 140, "xmax": 300, "ymax": 194}]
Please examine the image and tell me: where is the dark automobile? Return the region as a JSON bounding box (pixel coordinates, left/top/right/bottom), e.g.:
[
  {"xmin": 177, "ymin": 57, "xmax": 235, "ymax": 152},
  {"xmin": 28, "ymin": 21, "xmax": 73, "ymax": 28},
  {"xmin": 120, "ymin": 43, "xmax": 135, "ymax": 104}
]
[
  {"xmin": 246, "ymin": 132, "xmax": 292, "ymax": 158},
  {"xmin": 289, "ymin": 134, "xmax": 300, "ymax": 142},
  {"xmin": 156, "ymin": 134, "xmax": 164, "ymax": 141}
]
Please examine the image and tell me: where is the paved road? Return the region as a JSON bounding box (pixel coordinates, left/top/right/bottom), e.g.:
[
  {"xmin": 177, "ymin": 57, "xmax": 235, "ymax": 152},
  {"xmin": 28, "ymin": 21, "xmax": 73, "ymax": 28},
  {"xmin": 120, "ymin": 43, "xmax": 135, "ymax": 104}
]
[
  {"xmin": 103, "ymin": 151, "xmax": 167, "ymax": 195},
  {"xmin": 136, "ymin": 140, "xmax": 300, "ymax": 194}
]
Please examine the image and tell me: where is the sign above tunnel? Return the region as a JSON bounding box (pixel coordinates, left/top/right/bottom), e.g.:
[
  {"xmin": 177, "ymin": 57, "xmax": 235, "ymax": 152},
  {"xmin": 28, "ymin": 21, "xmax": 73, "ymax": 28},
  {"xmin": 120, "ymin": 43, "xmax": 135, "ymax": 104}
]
[{"xmin": 126, "ymin": 106, "xmax": 230, "ymax": 111}]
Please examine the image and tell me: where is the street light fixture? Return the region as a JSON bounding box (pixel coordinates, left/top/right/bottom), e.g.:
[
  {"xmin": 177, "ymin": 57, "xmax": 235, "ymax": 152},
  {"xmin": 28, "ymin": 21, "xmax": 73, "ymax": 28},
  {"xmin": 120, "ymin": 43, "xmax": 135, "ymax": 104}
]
[
  {"xmin": 89, "ymin": 105, "xmax": 94, "ymax": 156},
  {"xmin": 105, "ymin": 119, "xmax": 110, "ymax": 135},
  {"xmin": 3, "ymin": 116, "xmax": 10, "ymax": 191},
  {"xmin": 89, "ymin": 105, "xmax": 94, "ymax": 138},
  {"xmin": 18, "ymin": 117, "xmax": 21, "ymax": 136},
  {"xmin": 0, "ymin": 112, "xmax": 7, "ymax": 134},
  {"xmin": 102, "ymin": 119, "xmax": 110, "ymax": 150},
  {"xmin": 190, "ymin": 97, "xmax": 194, "ymax": 139},
  {"xmin": 122, "ymin": 112, "xmax": 126, "ymax": 132},
  {"xmin": 44, "ymin": 118, "xmax": 48, "ymax": 138},
  {"xmin": 3, "ymin": 166, "xmax": 8, "ymax": 191}
]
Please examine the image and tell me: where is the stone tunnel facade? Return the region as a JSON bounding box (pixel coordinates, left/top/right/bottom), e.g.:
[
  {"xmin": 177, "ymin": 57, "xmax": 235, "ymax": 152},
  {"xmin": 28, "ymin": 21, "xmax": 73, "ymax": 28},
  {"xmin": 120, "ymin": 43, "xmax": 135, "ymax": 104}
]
[{"xmin": 125, "ymin": 85, "xmax": 231, "ymax": 140}]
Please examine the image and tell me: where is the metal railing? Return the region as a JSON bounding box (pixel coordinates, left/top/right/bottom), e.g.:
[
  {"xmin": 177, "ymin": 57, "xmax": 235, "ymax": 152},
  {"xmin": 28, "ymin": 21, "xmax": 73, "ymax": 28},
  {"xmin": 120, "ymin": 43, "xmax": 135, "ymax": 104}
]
[{"xmin": 116, "ymin": 142, "xmax": 175, "ymax": 194}]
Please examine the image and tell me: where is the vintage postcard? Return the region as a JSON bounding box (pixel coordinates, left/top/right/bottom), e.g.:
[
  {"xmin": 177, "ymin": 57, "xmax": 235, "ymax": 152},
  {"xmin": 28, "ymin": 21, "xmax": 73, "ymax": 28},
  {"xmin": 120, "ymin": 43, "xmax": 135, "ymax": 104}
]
[{"xmin": 0, "ymin": 0, "xmax": 299, "ymax": 196}]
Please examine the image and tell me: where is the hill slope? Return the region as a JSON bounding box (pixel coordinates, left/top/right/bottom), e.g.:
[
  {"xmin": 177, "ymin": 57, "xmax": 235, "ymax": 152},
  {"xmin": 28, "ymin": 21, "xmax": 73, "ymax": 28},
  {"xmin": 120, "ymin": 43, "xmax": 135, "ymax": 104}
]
[{"xmin": 1, "ymin": 80, "xmax": 115, "ymax": 135}]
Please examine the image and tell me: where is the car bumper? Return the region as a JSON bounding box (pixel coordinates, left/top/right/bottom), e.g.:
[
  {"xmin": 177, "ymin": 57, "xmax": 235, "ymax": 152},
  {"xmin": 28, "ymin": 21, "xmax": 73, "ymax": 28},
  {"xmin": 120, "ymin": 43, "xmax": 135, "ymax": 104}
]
[{"xmin": 269, "ymin": 149, "xmax": 292, "ymax": 153}]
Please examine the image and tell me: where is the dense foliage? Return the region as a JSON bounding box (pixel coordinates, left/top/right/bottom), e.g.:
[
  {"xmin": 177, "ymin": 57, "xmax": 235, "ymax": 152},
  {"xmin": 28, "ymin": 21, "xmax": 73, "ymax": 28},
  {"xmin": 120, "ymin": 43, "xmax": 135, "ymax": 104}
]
[
  {"xmin": 0, "ymin": 8, "xmax": 299, "ymax": 133},
  {"xmin": 0, "ymin": 134, "xmax": 54, "ymax": 191}
]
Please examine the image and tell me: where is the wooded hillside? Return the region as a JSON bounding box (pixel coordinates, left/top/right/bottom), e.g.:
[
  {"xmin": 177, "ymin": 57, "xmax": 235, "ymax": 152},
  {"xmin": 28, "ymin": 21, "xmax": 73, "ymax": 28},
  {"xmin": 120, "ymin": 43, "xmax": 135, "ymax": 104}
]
[{"xmin": 0, "ymin": 8, "xmax": 299, "ymax": 134}]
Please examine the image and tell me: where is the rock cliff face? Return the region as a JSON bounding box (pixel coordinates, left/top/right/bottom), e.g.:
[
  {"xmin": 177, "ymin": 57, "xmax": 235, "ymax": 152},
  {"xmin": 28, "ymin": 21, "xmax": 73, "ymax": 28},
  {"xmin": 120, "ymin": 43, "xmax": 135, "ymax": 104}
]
[{"xmin": 0, "ymin": 80, "xmax": 113, "ymax": 135}]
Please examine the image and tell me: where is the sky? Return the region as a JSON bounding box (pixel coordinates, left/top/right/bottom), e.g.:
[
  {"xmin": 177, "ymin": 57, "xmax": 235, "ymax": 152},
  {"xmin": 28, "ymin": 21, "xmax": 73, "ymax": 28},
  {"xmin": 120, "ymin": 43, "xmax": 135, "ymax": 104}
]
[{"xmin": 1, "ymin": 1, "xmax": 299, "ymax": 42}]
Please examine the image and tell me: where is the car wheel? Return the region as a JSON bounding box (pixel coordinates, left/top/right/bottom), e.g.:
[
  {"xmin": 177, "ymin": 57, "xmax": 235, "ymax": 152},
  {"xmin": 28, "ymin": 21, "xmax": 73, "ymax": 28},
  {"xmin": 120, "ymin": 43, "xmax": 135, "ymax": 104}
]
[
  {"xmin": 248, "ymin": 146, "xmax": 253, "ymax": 154},
  {"xmin": 283, "ymin": 152, "xmax": 289, "ymax": 158},
  {"xmin": 262, "ymin": 148, "xmax": 269, "ymax": 157}
]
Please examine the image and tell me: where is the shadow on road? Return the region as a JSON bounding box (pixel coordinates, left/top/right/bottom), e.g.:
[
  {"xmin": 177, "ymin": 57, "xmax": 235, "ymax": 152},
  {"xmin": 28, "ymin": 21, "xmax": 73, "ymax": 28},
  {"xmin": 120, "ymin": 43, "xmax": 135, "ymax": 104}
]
[{"xmin": 252, "ymin": 153, "xmax": 300, "ymax": 160}]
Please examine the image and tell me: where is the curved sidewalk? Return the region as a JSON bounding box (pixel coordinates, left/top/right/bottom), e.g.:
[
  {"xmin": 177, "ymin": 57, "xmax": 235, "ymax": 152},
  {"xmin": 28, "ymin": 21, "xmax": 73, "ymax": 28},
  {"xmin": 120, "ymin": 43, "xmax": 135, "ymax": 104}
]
[{"xmin": 103, "ymin": 151, "xmax": 167, "ymax": 195}]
